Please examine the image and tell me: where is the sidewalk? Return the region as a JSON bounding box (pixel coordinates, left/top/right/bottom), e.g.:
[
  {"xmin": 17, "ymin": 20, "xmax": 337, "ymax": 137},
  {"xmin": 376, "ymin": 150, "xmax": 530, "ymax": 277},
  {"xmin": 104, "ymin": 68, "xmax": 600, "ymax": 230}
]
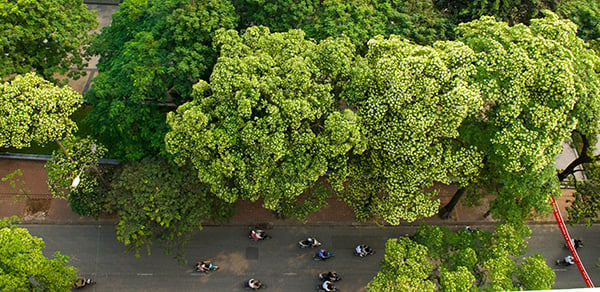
[{"xmin": 0, "ymin": 157, "xmax": 571, "ymax": 226}]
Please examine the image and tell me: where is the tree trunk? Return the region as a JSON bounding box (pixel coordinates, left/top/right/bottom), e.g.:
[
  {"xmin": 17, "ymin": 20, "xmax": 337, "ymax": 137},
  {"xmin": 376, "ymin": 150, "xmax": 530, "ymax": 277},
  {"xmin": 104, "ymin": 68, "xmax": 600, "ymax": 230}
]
[
  {"xmin": 557, "ymin": 134, "xmax": 592, "ymax": 182},
  {"xmin": 56, "ymin": 139, "xmax": 69, "ymax": 157},
  {"xmin": 439, "ymin": 187, "xmax": 466, "ymax": 219}
]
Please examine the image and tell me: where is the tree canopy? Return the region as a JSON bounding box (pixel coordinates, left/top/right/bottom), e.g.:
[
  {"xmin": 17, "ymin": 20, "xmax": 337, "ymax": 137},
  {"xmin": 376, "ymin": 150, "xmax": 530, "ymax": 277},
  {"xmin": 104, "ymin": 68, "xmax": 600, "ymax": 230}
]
[
  {"xmin": 45, "ymin": 137, "xmax": 109, "ymax": 218},
  {"xmin": 165, "ymin": 26, "xmax": 365, "ymax": 218},
  {"xmin": 557, "ymin": 0, "xmax": 600, "ymax": 52},
  {"xmin": 0, "ymin": 217, "xmax": 78, "ymax": 291},
  {"xmin": 455, "ymin": 12, "xmax": 600, "ymax": 222},
  {"xmin": 335, "ymin": 35, "xmax": 483, "ymax": 224},
  {"xmin": 0, "ymin": 73, "xmax": 82, "ymax": 149},
  {"xmin": 367, "ymin": 237, "xmax": 436, "ymax": 292},
  {"xmin": 85, "ymin": 0, "xmax": 238, "ymax": 160},
  {"xmin": 105, "ymin": 157, "xmax": 234, "ymax": 257},
  {"xmin": 0, "ymin": 0, "xmax": 97, "ymax": 83},
  {"xmin": 234, "ymin": 0, "xmax": 454, "ymax": 50},
  {"xmin": 368, "ymin": 224, "xmax": 555, "ymax": 291}
]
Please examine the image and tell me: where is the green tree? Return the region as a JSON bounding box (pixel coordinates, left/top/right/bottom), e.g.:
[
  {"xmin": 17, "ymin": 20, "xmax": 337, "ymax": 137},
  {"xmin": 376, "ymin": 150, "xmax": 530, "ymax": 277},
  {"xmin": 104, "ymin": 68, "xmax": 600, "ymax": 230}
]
[
  {"xmin": 234, "ymin": 0, "xmax": 454, "ymax": 51},
  {"xmin": 557, "ymin": 0, "xmax": 600, "ymax": 52},
  {"xmin": 106, "ymin": 157, "xmax": 234, "ymax": 257},
  {"xmin": 336, "ymin": 35, "xmax": 483, "ymax": 224},
  {"xmin": 439, "ymin": 266, "xmax": 478, "ymax": 292},
  {"xmin": 0, "ymin": 73, "xmax": 82, "ymax": 149},
  {"xmin": 566, "ymin": 167, "xmax": 600, "ymax": 225},
  {"xmin": 0, "ymin": 217, "xmax": 78, "ymax": 291},
  {"xmin": 441, "ymin": 12, "xmax": 600, "ymax": 223},
  {"xmin": 395, "ymin": 223, "xmax": 554, "ymax": 290},
  {"xmin": 517, "ymin": 253, "xmax": 555, "ymax": 290},
  {"xmin": 45, "ymin": 137, "xmax": 109, "ymax": 218},
  {"xmin": 165, "ymin": 26, "xmax": 365, "ymax": 219},
  {"xmin": 434, "ymin": 0, "xmax": 557, "ymax": 25},
  {"xmin": 86, "ymin": 0, "xmax": 238, "ymax": 160},
  {"xmin": 0, "ymin": 0, "xmax": 97, "ymax": 83},
  {"xmin": 367, "ymin": 237, "xmax": 436, "ymax": 292}
]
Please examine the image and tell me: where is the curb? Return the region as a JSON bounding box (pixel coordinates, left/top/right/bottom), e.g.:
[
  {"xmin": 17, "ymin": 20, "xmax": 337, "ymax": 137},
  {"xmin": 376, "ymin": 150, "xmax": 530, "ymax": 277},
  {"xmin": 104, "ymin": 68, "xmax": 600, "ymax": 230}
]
[
  {"xmin": 84, "ymin": 0, "xmax": 122, "ymax": 5},
  {"xmin": 16, "ymin": 217, "xmax": 561, "ymax": 227}
]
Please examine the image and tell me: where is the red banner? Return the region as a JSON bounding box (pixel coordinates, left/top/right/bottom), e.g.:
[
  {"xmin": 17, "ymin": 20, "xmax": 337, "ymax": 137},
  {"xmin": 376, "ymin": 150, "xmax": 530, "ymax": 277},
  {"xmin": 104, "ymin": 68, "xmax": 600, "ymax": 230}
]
[{"xmin": 550, "ymin": 196, "xmax": 594, "ymax": 288}]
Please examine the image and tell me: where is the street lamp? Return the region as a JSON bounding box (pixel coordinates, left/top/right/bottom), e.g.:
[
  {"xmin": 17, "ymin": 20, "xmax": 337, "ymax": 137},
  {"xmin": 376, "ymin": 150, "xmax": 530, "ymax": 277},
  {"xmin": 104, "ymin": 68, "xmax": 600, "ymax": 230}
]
[
  {"xmin": 71, "ymin": 143, "xmax": 96, "ymax": 188},
  {"xmin": 71, "ymin": 169, "xmax": 83, "ymax": 187}
]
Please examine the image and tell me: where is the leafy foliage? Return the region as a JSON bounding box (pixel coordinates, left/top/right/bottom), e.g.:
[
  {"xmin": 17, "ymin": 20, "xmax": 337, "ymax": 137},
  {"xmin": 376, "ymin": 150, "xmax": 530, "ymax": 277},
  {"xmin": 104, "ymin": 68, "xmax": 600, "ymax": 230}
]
[
  {"xmin": 0, "ymin": 217, "xmax": 78, "ymax": 291},
  {"xmin": 382, "ymin": 223, "xmax": 554, "ymax": 291},
  {"xmin": 45, "ymin": 137, "xmax": 109, "ymax": 218},
  {"xmin": 367, "ymin": 237, "xmax": 435, "ymax": 292},
  {"xmin": 434, "ymin": 0, "xmax": 557, "ymax": 25},
  {"xmin": 568, "ymin": 179, "xmax": 600, "ymax": 225},
  {"xmin": 456, "ymin": 12, "xmax": 600, "ymax": 222},
  {"xmin": 234, "ymin": 0, "xmax": 454, "ymax": 51},
  {"xmin": 0, "ymin": 0, "xmax": 97, "ymax": 83},
  {"xmin": 166, "ymin": 26, "xmax": 365, "ymax": 219},
  {"xmin": 337, "ymin": 35, "xmax": 483, "ymax": 224},
  {"xmin": 0, "ymin": 73, "xmax": 82, "ymax": 149},
  {"xmin": 106, "ymin": 157, "xmax": 234, "ymax": 257},
  {"xmin": 516, "ymin": 253, "xmax": 555, "ymax": 290},
  {"xmin": 558, "ymin": 0, "xmax": 600, "ymax": 52},
  {"xmin": 85, "ymin": 0, "xmax": 238, "ymax": 160},
  {"xmin": 439, "ymin": 266, "xmax": 478, "ymax": 292}
]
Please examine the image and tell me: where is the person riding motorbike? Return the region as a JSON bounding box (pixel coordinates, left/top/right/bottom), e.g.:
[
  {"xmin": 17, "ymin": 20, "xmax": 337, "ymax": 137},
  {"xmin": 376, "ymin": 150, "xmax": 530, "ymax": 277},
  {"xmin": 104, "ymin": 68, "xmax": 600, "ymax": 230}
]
[
  {"xmin": 322, "ymin": 280, "xmax": 335, "ymax": 291},
  {"xmin": 569, "ymin": 238, "xmax": 583, "ymax": 249},
  {"xmin": 574, "ymin": 239, "xmax": 583, "ymax": 249},
  {"xmin": 304, "ymin": 237, "xmax": 317, "ymax": 247},
  {"xmin": 72, "ymin": 277, "xmax": 91, "ymax": 288},
  {"xmin": 250, "ymin": 229, "xmax": 267, "ymax": 241},
  {"xmin": 248, "ymin": 278, "xmax": 262, "ymax": 289},
  {"xmin": 355, "ymin": 244, "xmax": 372, "ymax": 257},
  {"xmin": 557, "ymin": 255, "xmax": 575, "ymax": 266},
  {"xmin": 320, "ymin": 271, "xmax": 340, "ymax": 281},
  {"xmin": 317, "ymin": 249, "xmax": 331, "ymax": 259},
  {"xmin": 195, "ymin": 261, "xmax": 213, "ymax": 272}
]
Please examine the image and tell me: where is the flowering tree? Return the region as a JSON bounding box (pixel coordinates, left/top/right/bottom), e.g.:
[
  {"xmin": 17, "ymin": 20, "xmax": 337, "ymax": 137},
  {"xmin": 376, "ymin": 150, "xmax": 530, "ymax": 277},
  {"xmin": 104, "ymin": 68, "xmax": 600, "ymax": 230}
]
[
  {"xmin": 166, "ymin": 26, "xmax": 365, "ymax": 219},
  {"xmin": 336, "ymin": 36, "xmax": 483, "ymax": 224},
  {"xmin": 0, "ymin": 73, "xmax": 82, "ymax": 149},
  {"xmin": 0, "ymin": 217, "xmax": 78, "ymax": 291}
]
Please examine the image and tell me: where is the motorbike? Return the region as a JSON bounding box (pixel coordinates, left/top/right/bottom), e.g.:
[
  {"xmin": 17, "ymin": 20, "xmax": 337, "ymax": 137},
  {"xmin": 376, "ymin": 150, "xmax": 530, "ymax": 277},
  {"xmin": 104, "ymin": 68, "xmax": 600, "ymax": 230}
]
[
  {"xmin": 556, "ymin": 256, "xmax": 575, "ymax": 266},
  {"xmin": 299, "ymin": 237, "xmax": 322, "ymax": 248},
  {"xmin": 564, "ymin": 239, "xmax": 583, "ymax": 250},
  {"xmin": 193, "ymin": 261, "xmax": 220, "ymax": 272},
  {"xmin": 316, "ymin": 282, "xmax": 339, "ymax": 291},
  {"xmin": 243, "ymin": 279, "xmax": 267, "ymax": 290},
  {"xmin": 353, "ymin": 245, "xmax": 375, "ymax": 257},
  {"xmin": 314, "ymin": 249, "xmax": 335, "ymax": 261},
  {"xmin": 319, "ymin": 272, "xmax": 341, "ymax": 282},
  {"xmin": 249, "ymin": 229, "xmax": 272, "ymax": 241},
  {"xmin": 72, "ymin": 277, "xmax": 96, "ymax": 289}
]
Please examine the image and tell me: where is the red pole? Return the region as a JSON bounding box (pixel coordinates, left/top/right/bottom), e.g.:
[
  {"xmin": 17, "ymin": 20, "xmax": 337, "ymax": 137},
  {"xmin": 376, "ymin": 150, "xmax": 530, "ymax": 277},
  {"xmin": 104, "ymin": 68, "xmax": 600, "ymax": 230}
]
[{"xmin": 550, "ymin": 196, "xmax": 594, "ymax": 288}]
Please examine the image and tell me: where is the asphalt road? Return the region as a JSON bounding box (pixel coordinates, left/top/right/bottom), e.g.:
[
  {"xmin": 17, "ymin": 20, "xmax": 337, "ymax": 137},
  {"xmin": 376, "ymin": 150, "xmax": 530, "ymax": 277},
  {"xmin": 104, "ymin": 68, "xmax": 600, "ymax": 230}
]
[{"xmin": 25, "ymin": 223, "xmax": 600, "ymax": 291}]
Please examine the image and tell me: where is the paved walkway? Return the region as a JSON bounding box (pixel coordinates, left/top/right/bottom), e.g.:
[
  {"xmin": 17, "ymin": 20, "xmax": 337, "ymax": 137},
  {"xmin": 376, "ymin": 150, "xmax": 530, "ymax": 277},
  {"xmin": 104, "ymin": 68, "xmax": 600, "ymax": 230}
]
[{"xmin": 0, "ymin": 157, "xmax": 573, "ymax": 226}]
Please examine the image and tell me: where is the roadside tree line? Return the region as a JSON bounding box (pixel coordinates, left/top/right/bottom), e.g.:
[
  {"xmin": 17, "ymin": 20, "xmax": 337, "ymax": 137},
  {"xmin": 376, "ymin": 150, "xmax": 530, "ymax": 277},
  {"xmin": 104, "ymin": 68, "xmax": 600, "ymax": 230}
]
[{"xmin": 3, "ymin": 0, "xmax": 600, "ymax": 290}]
